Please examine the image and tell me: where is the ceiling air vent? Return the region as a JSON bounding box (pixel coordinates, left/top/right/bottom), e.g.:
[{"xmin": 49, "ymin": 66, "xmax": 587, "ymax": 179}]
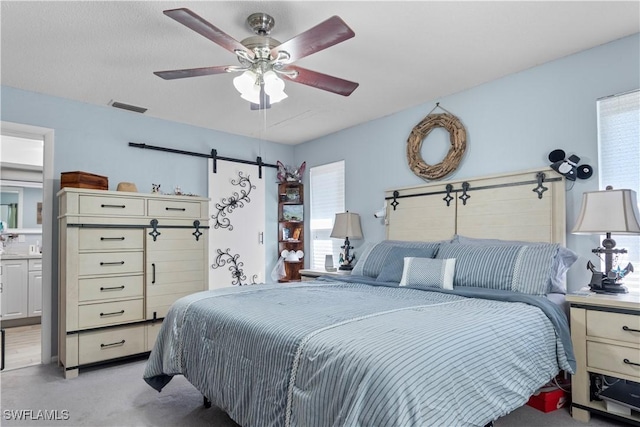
[{"xmin": 109, "ymin": 100, "xmax": 147, "ymax": 114}]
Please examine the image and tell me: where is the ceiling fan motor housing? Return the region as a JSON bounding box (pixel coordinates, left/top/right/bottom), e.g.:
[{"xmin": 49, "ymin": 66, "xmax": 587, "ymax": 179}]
[{"xmin": 246, "ymin": 13, "xmax": 275, "ymax": 35}]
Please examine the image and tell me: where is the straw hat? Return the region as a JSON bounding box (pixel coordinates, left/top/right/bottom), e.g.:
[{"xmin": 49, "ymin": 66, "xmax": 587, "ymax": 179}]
[{"xmin": 116, "ymin": 182, "xmax": 138, "ymax": 192}]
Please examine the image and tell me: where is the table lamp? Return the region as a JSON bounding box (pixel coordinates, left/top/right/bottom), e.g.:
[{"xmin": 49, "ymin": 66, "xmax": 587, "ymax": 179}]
[
  {"xmin": 330, "ymin": 212, "xmax": 363, "ymax": 270},
  {"xmin": 572, "ymin": 186, "xmax": 640, "ymax": 293}
]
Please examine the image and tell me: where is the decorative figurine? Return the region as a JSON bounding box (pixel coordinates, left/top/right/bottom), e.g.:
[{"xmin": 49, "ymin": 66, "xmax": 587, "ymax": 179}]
[
  {"xmin": 277, "ymin": 161, "xmax": 306, "ymax": 183},
  {"xmin": 152, "ymin": 183, "xmax": 161, "ymax": 193}
]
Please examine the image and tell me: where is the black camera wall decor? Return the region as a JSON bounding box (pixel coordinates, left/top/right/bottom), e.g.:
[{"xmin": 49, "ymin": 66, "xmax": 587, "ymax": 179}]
[{"xmin": 548, "ymin": 149, "xmax": 593, "ymax": 181}]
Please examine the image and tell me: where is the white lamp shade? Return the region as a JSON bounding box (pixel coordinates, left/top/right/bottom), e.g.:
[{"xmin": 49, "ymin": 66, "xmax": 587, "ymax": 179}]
[
  {"xmin": 233, "ymin": 71, "xmax": 256, "ymax": 94},
  {"xmin": 263, "ymin": 71, "xmax": 287, "ymax": 103},
  {"xmin": 572, "ymin": 188, "xmax": 640, "ymax": 234},
  {"xmin": 330, "ymin": 212, "xmax": 363, "ymax": 239}
]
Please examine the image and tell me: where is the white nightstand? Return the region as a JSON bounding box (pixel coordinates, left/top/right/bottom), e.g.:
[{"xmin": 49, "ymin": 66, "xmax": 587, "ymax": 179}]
[
  {"xmin": 566, "ymin": 292, "xmax": 640, "ymax": 424},
  {"xmin": 299, "ymin": 269, "xmax": 351, "ymax": 281}
]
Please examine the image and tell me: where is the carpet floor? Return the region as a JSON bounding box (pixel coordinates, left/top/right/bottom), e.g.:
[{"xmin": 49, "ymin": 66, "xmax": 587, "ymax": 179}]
[{"xmin": 0, "ymin": 358, "xmax": 630, "ymax": 426}]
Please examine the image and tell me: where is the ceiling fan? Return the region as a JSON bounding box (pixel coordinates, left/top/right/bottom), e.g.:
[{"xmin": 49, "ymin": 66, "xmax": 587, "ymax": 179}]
[{"xmin": 154, "ymin": 8, "xmax": 359, "ymax": 109}]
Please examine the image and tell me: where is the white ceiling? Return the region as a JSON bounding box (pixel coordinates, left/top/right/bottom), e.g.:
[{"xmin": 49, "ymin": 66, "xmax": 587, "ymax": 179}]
[{"xmin": 2, "ymin": 1, "xmax": 638, "ymax": 145}]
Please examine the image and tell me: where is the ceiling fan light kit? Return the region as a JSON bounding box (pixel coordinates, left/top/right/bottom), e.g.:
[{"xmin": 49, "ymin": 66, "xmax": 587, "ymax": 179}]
[{"xmin": 154, "ymin": 8, "xmax": 358, "ymax": 110}]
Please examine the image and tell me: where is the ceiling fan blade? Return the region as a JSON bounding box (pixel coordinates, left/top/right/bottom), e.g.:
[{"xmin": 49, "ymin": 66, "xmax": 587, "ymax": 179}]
[
  {"xmin": 164, "ymin": 8, "xmax": 252, "ymax": 58},
  {"xmin": 281, "ymin": 66, "xmax": 359, "ymax": 96},
  {"xmin": 271, "ymin": 16, "xmax": 354, "ymax": 63},
  {"xmin": 154, "ymin": 65, "xmax": 233, "ymax": 80}
]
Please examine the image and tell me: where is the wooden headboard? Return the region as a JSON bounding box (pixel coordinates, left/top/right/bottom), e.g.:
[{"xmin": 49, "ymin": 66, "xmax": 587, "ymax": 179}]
[{"xmin": 384, "ymin": 168, "xmax": 566, "ymax": 245}]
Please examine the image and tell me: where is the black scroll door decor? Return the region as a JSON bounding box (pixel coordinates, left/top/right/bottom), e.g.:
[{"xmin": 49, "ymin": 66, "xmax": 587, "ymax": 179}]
[
  {"xmin": 211, "ymin": 248, "xmax": 258, "ymax": 286},
  {"xmin": 211, "ymin": 171, "xmax": 256, "ymax": 231}
]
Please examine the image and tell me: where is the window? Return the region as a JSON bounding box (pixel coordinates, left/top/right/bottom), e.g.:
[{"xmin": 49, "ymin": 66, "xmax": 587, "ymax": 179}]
[
  {"xmin": 309, "ymin": 161, "xmax": 345, "ymax": 270},
  {"xmin": 597, "ymin": 90, "xmax": 640, "ymax": 291}
]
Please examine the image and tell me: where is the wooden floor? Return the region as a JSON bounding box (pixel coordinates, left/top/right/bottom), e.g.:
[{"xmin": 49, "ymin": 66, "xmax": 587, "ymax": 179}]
[{"xmin": 2, "ymin": 324, "xmax": 41, "ymax": 371}]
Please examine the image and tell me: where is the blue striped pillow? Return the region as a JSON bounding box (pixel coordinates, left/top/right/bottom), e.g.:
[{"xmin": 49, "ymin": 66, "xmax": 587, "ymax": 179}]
[
  {"xmin": 376, "ymin": 247, "xmax": 434, "ymax": 283},
  {"xmin": 351, "ymin": 240, "xmax": 440, "ymax": 279},
  {"xmin": 435, "ymin": 242, "xmax": 559, "ymax": 295}
]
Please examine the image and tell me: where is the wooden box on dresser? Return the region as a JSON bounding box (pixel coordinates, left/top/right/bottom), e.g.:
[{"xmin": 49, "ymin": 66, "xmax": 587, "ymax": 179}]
[
  {"xmin": 58, "ymin": 188, "xmax": 209, "ymax": 379},
  {"xmin": 567, "ymin": 292, "xmax": 640, "ymax": 424}
]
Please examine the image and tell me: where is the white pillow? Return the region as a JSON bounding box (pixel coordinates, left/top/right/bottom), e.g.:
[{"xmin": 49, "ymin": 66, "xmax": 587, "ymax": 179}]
[{"xmin": 399, "ymin": 257, "xmax": 456, "ymax": 290}]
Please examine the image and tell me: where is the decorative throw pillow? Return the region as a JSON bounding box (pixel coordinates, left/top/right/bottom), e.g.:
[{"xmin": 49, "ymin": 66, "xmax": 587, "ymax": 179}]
[
  {"xmin": 351, "ymin": 240, "xmax": 441, "ymax": 279},
  {"xmin": 451, "ymin": 234, "xmax": 577, "ymax": 294},
  {"xmin": 399, "ymin": 257, "xmax": 456, "ymax": 290},
  {"xmin": 435, "ymin": 242, "xmax": 559, "ymax": 295}
]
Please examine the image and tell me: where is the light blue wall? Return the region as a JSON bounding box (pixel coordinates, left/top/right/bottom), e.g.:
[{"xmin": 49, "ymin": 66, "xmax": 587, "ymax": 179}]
[
  {"xmin": 1, "ymin": 86, "xmax": 293, "ymax": 272},
  {"xmin": 1, "ymin": 86, "xmax": 294, "ymax": 354},
  {"xmin": 294, "ymin": 33, "xmax": 640, "ymax": 292}
]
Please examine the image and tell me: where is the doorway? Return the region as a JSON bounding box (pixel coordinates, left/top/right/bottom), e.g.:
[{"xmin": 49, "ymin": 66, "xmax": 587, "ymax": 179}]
[{"xmin": 1, "ymin": 122, "xmax": 54, "ymax": 371}]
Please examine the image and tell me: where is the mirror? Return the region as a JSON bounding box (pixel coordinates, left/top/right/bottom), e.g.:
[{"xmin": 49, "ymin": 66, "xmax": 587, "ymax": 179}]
[
  {"xmin": 0, "ymin": 180, "xmax": 42, "ymax": 234},
  {"xmin": 1, "ymin": 133, "xmax": 44, "ymax": 235}
]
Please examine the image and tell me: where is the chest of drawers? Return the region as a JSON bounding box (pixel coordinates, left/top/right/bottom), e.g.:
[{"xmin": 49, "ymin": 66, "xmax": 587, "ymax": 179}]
[
  {"xmin": 567, "ymin": 293, "xmax": 640, "ymax": 424},
  {"xmin": 58, "ymin": 188, "xmax": 209, "ymax": 378}
]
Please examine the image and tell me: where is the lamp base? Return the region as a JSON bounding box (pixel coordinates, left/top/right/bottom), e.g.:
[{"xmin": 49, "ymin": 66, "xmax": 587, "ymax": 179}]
[{"xmin": 589, "ymin": 283, "xmax": 628, "ymax": 294}]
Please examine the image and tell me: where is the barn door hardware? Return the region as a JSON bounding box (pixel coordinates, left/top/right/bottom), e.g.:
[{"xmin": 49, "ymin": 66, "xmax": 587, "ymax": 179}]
[
  {"xmin": 192, "ymin": 220, "xmax": 203, "ymax": 241},
  {"xmin": 443, "ymin": 184, "xmax": 454, "ymax": 206},
  {"xmin": 458, "ymin": 182, "xmax": 471, "ymax": 205},
  {"xmin": 390, "ymin": 191, "xmax": 400, "ymax": 211},
  {"xmin": 532, "ymin": 172, "xmax": 548, "ymax": 199},
  {"xmin": 129, "ymin": 142, "xmax": 278, "ymax": 179},
  {"xmin": 149, "ymin": 219, "xmax": 161, "ymax": 241}
]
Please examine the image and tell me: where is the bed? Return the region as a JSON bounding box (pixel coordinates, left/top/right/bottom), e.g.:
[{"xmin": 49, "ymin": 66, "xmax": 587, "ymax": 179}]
[{"xmin": 144, "ymin": 168, "xmax": 577, "ymax": 427}]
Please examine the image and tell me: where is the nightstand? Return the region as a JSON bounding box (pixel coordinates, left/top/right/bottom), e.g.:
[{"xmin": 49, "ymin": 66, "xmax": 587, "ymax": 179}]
[
  {"xmin": 299, "ymin": 269, "xmax": 351, "ymax": 282},
  {"xmin": 566, "ymin": 292, "xmax": 640, "ymax": 424}
]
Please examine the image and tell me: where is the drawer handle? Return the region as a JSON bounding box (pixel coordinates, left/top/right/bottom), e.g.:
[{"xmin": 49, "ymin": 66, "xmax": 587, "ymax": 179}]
[
  {"xmin": 622, "ymin": 326, "xmax": 640, "ymax": 333},
  {"xmin": 165, "ymin": 207, "xmax": 186, "ymax": 211},
  {"xmin": 100, "ymin": 310, "xmax": 125, "ymax": 317},
  {"xmin": 152, "ymin": 263, "xmax": 156, "ymax": 284},
  {"xmin": 623, "ymin": 358, "xmax": 640, "ymax": 367},
  {"xmin": 100, "ymin": 285, "xmax": 125, "ymax": 291},
  {"xmin": 100, "ymin": 340, "xmax": 125, "ymax": 348},
  {"xmin": 100, "ymin": 237, "xmax": 125, "ymax": 241},
  {"xmin": 101, "ymin": 204, "xmax": 126, "ymax": 209},
  {"xmin": 100, "ymin": 261, "xmax": 125, "ymax": 266}
]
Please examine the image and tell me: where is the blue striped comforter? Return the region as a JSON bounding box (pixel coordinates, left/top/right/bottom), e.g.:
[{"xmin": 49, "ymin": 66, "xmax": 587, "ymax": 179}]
[{"xmin": 144, "ymin": 281, "xmax": 573, "ymax": 427}]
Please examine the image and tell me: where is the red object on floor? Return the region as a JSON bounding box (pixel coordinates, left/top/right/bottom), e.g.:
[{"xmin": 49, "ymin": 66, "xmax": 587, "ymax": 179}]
[{"xmin": 526, "ymin": 387, "xmax": 568, "ymax": 413}]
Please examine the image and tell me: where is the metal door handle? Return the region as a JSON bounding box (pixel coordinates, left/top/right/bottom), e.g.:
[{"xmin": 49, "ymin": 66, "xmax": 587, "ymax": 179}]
[
  {"xmin": 100, "ymin": 340, "xmax": 125, "ymax": 348},
  {"xmin": 165, "ymin": 207, "xmax": 186, "ymax": 211},
  {"xmin": 152, "ymin": 263, "xmax": 156, "ymax": 284},
  {"xmin": 622, "ymin": 326, "xmax": 640, "ymax": 333},
  {"xmin": 101, "ymin": 204, "xmax": 126, "ymax": 209},
  {"xmin": 100, "ymin": 310, "xmax": 125, "ymax": 317},
  {"xmin": 100, "ymin": 261, "xmax": 125, "ymax": 266},
  {"xmin": 100, "ymin": 285, "xmax": 125, "ymax": 291},
  {"xmin": 100, "ymin": 237, "xmax": 125, "ymax": 241}
]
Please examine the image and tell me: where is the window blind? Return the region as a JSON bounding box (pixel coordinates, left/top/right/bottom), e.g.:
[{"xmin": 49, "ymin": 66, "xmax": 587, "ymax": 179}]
[
  {"xmin": 597, "ymin": 89, "xmax": 640, "ymax": 290},
  {"xmin": 309, "ymin": 161, "xmax": 345, "ymax": 269}
]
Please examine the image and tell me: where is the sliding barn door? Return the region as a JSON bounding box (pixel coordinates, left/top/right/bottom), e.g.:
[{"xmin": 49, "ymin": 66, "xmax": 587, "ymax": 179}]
[{"xmin": 208, "ymin": 159, "xmax": 265, "ymax": 288}]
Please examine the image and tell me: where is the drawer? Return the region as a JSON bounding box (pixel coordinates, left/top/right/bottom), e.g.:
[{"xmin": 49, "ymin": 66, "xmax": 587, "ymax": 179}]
[
  {"xmin": 147, "ymin": 199, "xmax": 201, "ymax": 218},
  {"xmin": 78, "ymin": 251, "xmax": 143, "ymax": 276},
  {"xmin": 587, "ymin": 310, "xmax": 640, "ymax": 345},
  {"xmin": 79, "ymin": 275, "xmax": 143, "ymax": 302},
  {"xmin": 78, "ymin": 299, "xmax": 143, "ymax": 329},
  {"xmin": 587, "ymin": 341, "xmax": 640, "ymax": 380},
  {"xmin": 79, "ymin": 195, "xmax": 145, "ymax": 217},
  {"xmin": 28, "ymin": 259, "xmax": 42, "ymax": 271},
  {"xmin": 78, "ymin": 324, "xmax": 145, "ymax": 365},
  {"xmin": 79, "ymin": 228, "xmax": 143, "ymax": 251}
]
